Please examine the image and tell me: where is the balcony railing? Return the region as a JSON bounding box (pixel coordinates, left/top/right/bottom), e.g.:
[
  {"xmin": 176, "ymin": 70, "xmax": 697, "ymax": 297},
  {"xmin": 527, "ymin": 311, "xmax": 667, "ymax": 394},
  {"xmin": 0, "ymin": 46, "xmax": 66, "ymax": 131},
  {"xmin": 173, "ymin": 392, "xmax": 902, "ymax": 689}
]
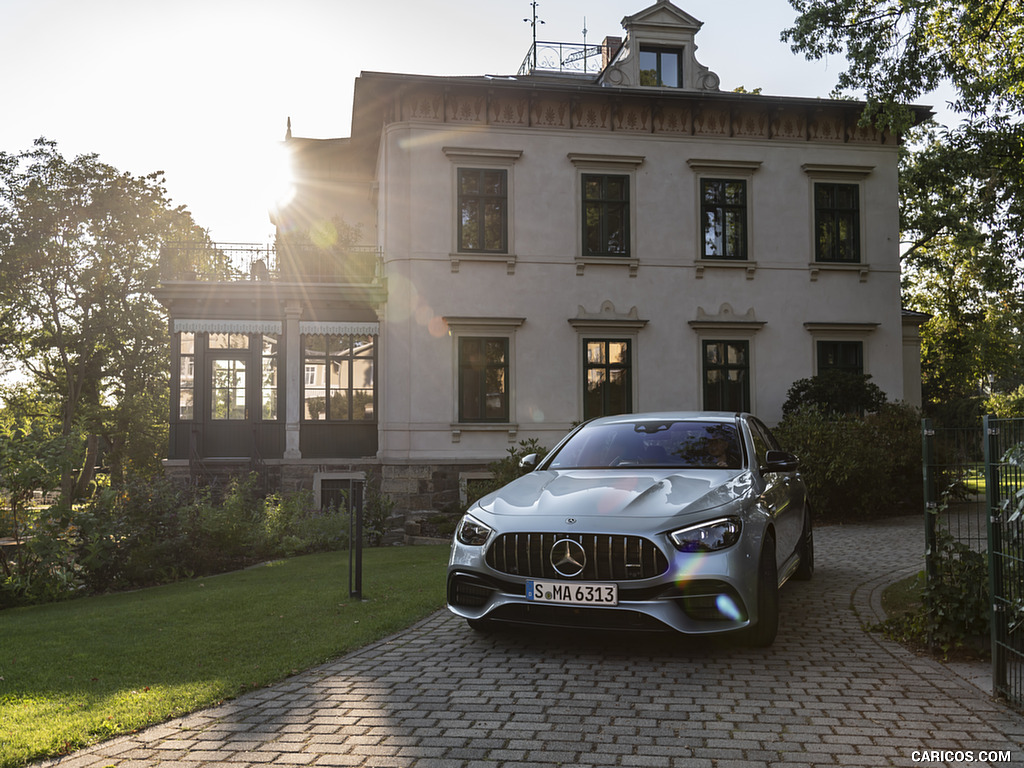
[
  {"xmin": 160, "ymin": 242, "xmax": 383, "ymax": 284},
  {"xmin": 517, "ymin": 40, "xmax": 617, "ymax": 77}
]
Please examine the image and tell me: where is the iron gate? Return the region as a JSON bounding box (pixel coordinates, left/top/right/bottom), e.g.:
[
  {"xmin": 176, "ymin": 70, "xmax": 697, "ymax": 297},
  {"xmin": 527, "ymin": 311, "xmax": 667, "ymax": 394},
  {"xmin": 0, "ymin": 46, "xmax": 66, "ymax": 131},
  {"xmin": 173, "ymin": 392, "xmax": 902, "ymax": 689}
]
[{"xmin": 984, "ymin": 416, "xmax": 1024, "ymax": 711}]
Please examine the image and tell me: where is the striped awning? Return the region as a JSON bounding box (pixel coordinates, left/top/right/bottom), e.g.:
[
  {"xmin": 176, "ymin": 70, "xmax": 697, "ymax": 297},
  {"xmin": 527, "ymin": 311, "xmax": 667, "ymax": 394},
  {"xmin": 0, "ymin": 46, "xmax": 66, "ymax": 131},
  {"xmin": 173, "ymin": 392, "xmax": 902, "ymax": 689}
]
[
  {"xmin": 173, "ymin": 319, "xmax": 282, "ymax": 334},
  {"xmin": 299, "ymin": 321, "xmax": 380, "ymax": 336}
]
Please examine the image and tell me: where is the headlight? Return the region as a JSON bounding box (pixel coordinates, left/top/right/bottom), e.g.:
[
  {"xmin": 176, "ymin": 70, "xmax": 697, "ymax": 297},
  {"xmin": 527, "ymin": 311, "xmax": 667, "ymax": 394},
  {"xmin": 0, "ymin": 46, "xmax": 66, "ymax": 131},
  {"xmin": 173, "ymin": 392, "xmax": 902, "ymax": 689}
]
[
  {"xmin": 669, "ymin": 517, "xmax": 742, "ymax": 553},
  {"xmin": 455, "ymin": 514, "xmax": 493, "ymax": 547}
]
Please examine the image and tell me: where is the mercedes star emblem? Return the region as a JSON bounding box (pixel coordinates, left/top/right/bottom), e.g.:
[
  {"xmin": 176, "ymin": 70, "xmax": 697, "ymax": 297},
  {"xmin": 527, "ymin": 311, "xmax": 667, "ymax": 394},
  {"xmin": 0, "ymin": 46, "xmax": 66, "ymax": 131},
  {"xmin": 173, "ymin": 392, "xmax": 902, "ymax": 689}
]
[{"xmin": 550, "ymin": 538, "xmax": 586, "ymax": 578}]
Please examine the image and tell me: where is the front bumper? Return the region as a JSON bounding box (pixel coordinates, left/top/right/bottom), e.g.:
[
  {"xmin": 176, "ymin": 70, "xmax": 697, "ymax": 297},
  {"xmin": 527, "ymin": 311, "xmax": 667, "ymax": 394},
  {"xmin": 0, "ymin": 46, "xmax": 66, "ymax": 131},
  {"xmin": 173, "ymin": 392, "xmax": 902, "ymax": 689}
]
[{"xmin": 446, "ymin": 534, "xmax": 761, "ymax": 635}]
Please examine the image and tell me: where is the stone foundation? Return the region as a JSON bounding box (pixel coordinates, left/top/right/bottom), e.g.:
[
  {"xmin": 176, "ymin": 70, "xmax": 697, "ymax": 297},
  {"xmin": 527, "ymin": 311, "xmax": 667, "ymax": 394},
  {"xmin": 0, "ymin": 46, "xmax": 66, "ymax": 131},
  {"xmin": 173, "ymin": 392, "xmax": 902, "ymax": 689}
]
[{"xmin": 162, "ymin": 458, "xmax": 494, "ymax": 515}]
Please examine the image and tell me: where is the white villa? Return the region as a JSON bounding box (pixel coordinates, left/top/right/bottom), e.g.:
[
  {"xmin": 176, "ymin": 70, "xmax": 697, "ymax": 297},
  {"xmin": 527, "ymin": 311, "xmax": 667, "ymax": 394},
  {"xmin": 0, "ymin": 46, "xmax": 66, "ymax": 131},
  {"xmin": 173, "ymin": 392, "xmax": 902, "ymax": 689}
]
[{"xmin": 155, "ymin": 1, "xmax": 929, "ymax": 511}]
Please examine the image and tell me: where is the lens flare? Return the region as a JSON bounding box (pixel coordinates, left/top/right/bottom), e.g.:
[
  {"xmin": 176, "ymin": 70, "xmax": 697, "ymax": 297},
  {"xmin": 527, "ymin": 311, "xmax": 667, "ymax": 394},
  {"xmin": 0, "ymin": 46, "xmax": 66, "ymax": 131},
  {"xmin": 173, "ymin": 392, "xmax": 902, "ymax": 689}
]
[
  {"xmin": 671, "ymin": 550, "xmax": 708, "ymax": 587},
  {"xmin": 716, "ymin": 594, "xmax": 742, "ymax": 621}
]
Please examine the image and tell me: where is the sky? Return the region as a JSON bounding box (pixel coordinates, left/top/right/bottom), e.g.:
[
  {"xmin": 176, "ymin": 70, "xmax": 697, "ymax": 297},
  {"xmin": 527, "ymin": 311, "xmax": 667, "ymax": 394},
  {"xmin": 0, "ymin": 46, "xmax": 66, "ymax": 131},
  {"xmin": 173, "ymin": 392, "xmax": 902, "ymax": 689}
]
[{"xmin": 0, "ymin": 0, "xmax": 937, "ymax": 244}]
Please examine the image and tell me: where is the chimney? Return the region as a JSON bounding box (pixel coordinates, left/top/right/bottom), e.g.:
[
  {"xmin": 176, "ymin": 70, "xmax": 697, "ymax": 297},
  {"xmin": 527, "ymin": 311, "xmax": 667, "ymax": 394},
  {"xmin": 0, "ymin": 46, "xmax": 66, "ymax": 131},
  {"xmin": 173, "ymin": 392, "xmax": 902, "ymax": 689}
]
[{"xmin": 602, "ymin": 36, "xmax": 622, "ymax": 69}]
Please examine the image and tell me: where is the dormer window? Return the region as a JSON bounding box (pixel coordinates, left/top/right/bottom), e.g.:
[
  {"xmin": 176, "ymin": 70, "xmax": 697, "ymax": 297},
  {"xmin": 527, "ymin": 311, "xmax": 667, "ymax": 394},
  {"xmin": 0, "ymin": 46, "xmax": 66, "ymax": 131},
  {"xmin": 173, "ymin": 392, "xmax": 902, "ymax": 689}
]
[{"xmin": 638, "ymin": 46, "xmax": 681, "ymax": 87}]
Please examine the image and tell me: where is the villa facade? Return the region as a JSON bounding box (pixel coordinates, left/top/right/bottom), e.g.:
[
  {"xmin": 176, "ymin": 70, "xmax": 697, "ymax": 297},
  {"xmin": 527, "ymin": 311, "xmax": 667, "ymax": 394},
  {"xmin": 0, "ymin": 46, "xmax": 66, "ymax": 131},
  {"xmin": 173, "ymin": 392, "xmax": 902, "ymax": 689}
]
[{"xmin": 155, "ymin": 1, "xmax": 929, "ymax": 511}]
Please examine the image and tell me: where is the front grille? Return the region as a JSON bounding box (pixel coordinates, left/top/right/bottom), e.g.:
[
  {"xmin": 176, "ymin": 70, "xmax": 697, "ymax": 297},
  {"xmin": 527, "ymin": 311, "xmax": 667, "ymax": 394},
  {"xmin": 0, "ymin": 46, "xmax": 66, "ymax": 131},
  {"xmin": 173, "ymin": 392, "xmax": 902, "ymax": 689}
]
[{"xmin": 486, "ymin": 532, "xmax": 669, "ymax": 581}]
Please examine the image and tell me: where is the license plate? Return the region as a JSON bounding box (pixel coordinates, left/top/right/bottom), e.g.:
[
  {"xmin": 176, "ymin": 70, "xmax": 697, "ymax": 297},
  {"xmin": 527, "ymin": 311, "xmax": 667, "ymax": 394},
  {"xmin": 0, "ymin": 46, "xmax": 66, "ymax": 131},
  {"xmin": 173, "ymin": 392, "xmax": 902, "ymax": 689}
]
[{"xmin": 527, "ymin": 580, "xmax": 618, "ymax": 606}]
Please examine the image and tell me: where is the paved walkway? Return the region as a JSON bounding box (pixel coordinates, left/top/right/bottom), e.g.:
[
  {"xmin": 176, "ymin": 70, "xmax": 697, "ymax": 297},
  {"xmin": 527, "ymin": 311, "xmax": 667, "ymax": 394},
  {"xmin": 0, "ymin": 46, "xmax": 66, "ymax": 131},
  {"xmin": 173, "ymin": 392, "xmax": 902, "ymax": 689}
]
[{"xmin": 40, "ymin": 516, "xmax": 1024, "ymax": 768}]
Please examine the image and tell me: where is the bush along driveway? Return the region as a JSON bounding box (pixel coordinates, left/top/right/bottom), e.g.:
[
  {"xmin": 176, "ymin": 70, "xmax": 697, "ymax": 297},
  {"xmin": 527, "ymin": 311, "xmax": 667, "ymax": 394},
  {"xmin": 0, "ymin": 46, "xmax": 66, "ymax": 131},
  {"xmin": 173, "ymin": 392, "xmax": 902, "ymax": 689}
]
[{"xmin": 35, "ymin": 516, "xmax": 1024, "ymax": 768}]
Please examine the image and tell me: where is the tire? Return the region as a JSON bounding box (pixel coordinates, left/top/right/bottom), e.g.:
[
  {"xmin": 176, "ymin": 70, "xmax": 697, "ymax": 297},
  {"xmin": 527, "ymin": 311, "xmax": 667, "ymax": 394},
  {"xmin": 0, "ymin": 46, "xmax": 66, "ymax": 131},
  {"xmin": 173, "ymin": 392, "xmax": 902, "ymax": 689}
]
[
  {"xmin": 793, "ymin": 509, "xmax": 814, "ymax": 581},
  {"xmin": 745, "ymin": 534, "xmax": 779, "ymax": 647}
]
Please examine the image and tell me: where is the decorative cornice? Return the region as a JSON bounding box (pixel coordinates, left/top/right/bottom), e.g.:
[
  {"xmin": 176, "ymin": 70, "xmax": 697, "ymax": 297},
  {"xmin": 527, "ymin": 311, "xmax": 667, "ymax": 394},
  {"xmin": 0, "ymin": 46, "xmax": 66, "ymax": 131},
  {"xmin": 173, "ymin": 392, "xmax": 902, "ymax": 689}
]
[
  {"xmin": 442, "ymin": 146, "xmax": 523, "ymax": 162},
  {"xmin": 568, "ymin": 152, "xmax": 645, "ymax": 168},
  {"xmin": 568, "ymin": 300, "xmax": 648, "ymax": 330},
  {"xmin": 803, "ymin": 322, "xmax": 880, "ymax": 334},
  {"xmin": 801, "ymin": 163, "xmax": 875, "ymax": 178},
  {"xmin": 352, "ymin": 71, "xmax": 932, "ymax": 159},
  {"xmin": 687, "ymin": 158, "xmax": 763, "ymax": 174},
  {"xmin": 688, "ymin": 303, "xmax": 765, "ymax": 331},
  {"xmin": 443, "ymin": 316, "xmax": 526, "ymax": 331}
]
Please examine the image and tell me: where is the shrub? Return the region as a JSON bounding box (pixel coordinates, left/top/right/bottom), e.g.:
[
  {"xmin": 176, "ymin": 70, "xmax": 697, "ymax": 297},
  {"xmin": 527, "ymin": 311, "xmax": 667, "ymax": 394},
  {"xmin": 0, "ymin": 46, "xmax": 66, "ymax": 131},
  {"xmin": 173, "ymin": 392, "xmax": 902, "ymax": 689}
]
[
  {"xmin": 923, "ymin": 527, "xmax": 991, "ymax": 650},
  {"xmin": 263, "ymin": 488, "xmax": 350, "ymax": 556},
  {"xmin": 188, "ymin": 474, "xmax": 267, "ymax": 570},
  {"xmin": 0, "ymin": 505, "xmax": 84, "ymax": 607},
  {"xmin": 75, "ymin": 476, "xmax": 194, "ymax": 590},
  {"xmin": 362, "ymin": 478, "xmax": 395, "ymax": 547},
  {"xmin": 1, "ymin": 472, "xmax": 372, "ymax": 608},
  {"xmin": 466, "ymin": 438, "xmax": 548, "ymax": 507},
  {"xmin": 878, "ymin": 526, "xmax": 990, "ymax": 656},
  {"xmin": 782, "ymin": 369, "xmax": 888, "ymax": 416},
  {"xmin": 773, "ymin": 402, "xmax": 921, "ymax": 520}
]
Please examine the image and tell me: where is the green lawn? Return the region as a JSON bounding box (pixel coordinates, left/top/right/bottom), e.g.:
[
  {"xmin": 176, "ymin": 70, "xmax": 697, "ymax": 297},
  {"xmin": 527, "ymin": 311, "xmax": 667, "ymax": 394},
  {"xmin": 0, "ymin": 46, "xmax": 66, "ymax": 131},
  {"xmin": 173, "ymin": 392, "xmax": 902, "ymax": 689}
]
[{"xmin": 0, "ymin": 544, "xmax": 450, "ymax": 767}]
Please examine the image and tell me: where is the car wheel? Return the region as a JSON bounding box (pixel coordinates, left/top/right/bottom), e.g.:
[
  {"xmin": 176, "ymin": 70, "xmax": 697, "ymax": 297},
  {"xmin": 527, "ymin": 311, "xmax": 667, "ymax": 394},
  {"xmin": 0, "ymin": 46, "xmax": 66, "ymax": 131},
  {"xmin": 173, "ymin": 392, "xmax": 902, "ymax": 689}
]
[
  {"xmin": 745, "ymin": 533, "xmax": 779, "ymax": 647},
  {"xmin": 794, "ymin": 509, "xmax": 814, "ymax": 581}
]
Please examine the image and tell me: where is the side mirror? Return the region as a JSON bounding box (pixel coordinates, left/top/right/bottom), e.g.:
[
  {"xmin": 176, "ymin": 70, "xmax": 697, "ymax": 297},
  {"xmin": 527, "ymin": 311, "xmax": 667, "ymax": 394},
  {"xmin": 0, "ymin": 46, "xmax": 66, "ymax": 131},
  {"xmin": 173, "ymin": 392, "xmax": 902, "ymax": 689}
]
[
  {"xmin": 518, "ymin": 453, "xmax": 539, "ymax": 472},
  {"xmin": 761, "ymin": 450, "xmax": 799, "ymax": 473}
]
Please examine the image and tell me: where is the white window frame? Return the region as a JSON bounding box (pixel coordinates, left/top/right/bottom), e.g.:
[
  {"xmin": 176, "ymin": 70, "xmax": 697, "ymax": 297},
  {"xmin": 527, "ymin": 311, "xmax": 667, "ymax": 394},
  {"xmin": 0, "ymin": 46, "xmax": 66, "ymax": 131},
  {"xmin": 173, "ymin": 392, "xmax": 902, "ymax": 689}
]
[
  {"xmin": 687, "ymin": 159, "xmax": 761, "ymax": 279},
  {"xmin": 802, "ymin": 164, "xmax": 874, "ymax": 281},
  {"xmin": 568, "ymin": 153, "xmax": 644, "ymax": 277},
  {"xmin": 443, "ymin": 147, "xmax": 522, "ymax": 274},
  {"xmin": 688, "ymin": 306, "xmax": 766, "ymax": 415},
  {"xmin": 804, "ymin": 322, "xmax": 879, "ymax": 378},
  {"xmin": 443, "ymin": 316, "xmax": 525, "ymax": 441}
]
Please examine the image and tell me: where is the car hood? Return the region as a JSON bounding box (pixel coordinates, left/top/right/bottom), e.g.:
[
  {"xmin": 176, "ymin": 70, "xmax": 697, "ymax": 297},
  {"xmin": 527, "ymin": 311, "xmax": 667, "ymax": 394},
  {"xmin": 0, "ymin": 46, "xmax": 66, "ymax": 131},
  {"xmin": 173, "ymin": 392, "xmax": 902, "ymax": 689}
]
[{"xmin": 475, "ymin": 469, "xmax": 755, "ymax": 527}]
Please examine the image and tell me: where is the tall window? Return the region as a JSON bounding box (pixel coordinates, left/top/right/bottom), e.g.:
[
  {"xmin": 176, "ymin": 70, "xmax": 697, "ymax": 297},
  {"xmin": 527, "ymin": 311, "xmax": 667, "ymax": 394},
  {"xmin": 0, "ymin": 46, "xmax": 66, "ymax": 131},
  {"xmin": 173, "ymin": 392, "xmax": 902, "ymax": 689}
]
[
  {"xmin": 584, "ymin": 339, "xmax": 632, "ymax": 420},
  {"xmin": 703, "ymin": 340, "xmax": 750, "ymax": 412},
  {"xmin": 261, "ymin": 335, "xmax": 278, "ymax": 420},
  {"xmin": 701, "ymin": 179, "xmax": 747, "ymax": 260},
  {"xmin": 458, "ymin": 168, "xmax": 507, "ymax": 253},
  {"xmin": 209, "ymin": 333, "xmax": 249, "ymax": 421},
  {"xmin": 459, "ymin": 337, "xmax": 509, "ymax": 422},
  {"xmin": 638, "ymin": 46, "xmax": 681, "ymax": 87},
  {"xmin": 303, "ymin": 335, "xmax": 376, "ymax": 421},
  {"xmin": 817, "ymin": 340, "xmax": 863, "ymax": 376},
  {"xmin": 211, "ymin": 359, "xmax": 246, "ymax": 420},
  {"xmin": 178, "ymin": 332, "xmax": 195, "ymax": 420},
  {"xmin": 815, "ymin": 183, "xmax": 860, "ymax": 263},
  {"xmin": 583, "ymin": 173, "xmax": 629, "ymax": 257}
]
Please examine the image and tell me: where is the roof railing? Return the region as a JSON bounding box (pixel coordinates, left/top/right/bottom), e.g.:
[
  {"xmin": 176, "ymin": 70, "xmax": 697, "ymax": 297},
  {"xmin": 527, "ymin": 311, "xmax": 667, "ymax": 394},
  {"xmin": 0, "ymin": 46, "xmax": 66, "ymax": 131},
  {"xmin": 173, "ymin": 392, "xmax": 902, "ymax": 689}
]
[
  {"xmin": 517, "ymin": 40, "xmax": 616, "ymax": 77},
  {"xmin": 159, "ymin": 242, "xmax": 383, "ymax": 284}
]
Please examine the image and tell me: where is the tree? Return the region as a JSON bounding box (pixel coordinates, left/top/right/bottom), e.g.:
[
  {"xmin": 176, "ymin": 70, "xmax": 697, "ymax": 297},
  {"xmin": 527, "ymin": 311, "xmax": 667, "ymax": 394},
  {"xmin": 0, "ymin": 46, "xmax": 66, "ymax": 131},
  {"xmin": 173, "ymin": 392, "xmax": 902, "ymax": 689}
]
[
  {"xmin": 783, "ymin": 1, "xmax": 1024, "ymax": 128},
  {"xmin": 0, "ymin": 140, "xmax": 208, "ymax": 500},
  {"xmin": 0, "ymin": 407, "xmax": 70, "ymax": 579},
  {"xmin": 784, "ymin": 1, "xmax": 1024, "ymax": 413},
  {"xmin": 902, "ymin": 234, "xmax": 1022, "ymax": 404}
]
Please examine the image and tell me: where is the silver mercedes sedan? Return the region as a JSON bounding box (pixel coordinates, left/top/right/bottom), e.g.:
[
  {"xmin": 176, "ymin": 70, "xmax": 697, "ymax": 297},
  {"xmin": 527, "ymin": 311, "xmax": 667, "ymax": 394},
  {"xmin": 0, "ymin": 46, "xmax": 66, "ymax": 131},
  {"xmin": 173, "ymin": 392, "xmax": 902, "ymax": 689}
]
[{"xmin": 447, "ymin": 412, "xmax": 813, "ymax": 646}]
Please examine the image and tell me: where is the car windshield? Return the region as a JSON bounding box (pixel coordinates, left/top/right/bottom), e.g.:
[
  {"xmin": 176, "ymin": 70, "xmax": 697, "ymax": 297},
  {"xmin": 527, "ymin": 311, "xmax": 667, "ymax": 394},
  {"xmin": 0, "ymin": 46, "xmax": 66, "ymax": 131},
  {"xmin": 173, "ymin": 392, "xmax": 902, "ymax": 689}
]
[{"xmin": 545, "ymin": 420, "xmax": 743, "ymax": 470}]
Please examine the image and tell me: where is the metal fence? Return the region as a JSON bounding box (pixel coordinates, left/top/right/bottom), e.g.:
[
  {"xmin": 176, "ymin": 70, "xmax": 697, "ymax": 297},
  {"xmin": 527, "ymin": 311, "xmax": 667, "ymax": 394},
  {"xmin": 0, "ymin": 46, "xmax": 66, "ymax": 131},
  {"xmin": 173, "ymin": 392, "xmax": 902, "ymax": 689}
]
[
  {"xmin": 159, "ymin": 242, "xmax": 383, "ymax": 284},
  {"xmin": 922, "ymin": 419, "xmax": 989, "ymax": 569},
  {"xmin": 923, "ymin": 417, "xmax": 1024, "ymax": 713},
  {"xmin": 983, "ymin": 416, "xmax": 1024, "ymax": 711},
  {"xmin": 518, "ymin": 41, "xmax": 616, "ymax": 77}
]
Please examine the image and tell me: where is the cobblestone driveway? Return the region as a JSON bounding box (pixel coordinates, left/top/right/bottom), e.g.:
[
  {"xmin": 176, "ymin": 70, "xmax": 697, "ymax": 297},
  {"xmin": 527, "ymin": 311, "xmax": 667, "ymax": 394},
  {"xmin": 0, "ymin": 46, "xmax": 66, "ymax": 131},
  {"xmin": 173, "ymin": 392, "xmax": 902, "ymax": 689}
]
[{"xmin": 41, "ymin": 516, "xmax": 1024, "ymax": 768}]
